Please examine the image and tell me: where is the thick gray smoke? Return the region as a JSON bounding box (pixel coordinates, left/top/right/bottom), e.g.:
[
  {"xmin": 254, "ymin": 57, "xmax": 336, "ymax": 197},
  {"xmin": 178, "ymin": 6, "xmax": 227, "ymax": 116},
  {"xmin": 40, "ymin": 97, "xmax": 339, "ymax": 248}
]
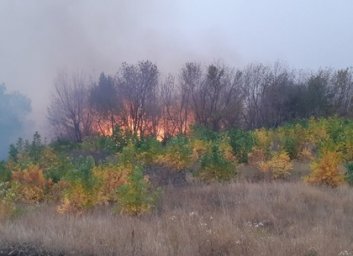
[
  {"xmin": 0, "ymin": 85, "xmax": 31, "ymax": 160},
  {"xmin": 0, "ymin": 0, "xmax": 352, "ymax": 137}
]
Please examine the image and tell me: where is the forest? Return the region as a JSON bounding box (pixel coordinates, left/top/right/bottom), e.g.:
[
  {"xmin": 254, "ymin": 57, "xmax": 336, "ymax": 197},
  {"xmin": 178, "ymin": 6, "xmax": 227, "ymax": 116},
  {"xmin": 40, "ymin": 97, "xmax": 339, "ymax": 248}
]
[
  {"xmin": 1, "ymin": 61, "xmax": 353, "ymax": 255},
  {"xmin": 47, "ymin": 61, "xmax": 353, "ymax": 142}
]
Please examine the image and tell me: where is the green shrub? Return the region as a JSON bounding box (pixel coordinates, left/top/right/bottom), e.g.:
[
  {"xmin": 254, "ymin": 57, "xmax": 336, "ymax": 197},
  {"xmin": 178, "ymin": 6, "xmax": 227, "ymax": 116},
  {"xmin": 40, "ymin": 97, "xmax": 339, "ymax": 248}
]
[
  {"xmin": 57, "ymin": 156, "xmax": 98, "ymax": 214},
  {"xmin": 282, "ymin": 136, "xmax": 300, "ymax": 160},
  {"xmin": 64, "ymin": 156, "xmax": 96, "ymax": 189},
  {"xmin": 0, "ymin": 197, "xmax": 16, "ymax": 220},
  {"xmin": 191, "ymin": 125, "xmax": 219, "ymax": 141},
  {"xmin": 228, "ymin": 129, "xmax": 254, "ymax": 163},
  {"xmin": 118, "ymin": 143, "xmax": 139, "ymax": 166},
  {"xmin": 44, "ymin": 156, "xmax": 73, "ymax": 183},
  {"xmin": 112, "ymin": 126, "xmax": 139, "ymax": 152},
  {"xmin": 275, "ymin": 124, "xmax": 305, "ymax": 160},
  {"xmin": 50, "ymin": 138, "xmax": 79, "ymax": 154},
  {"xmin": 157, "ymin": 136, "xmax": 193, "ymax": 170},
  {"xmin": 7, "ymin": 132, "xmax": 46, "ymax": 170},
  {"xmin": 28, "ymin": 131, "xmax": 44, "ymax": 163},
  {"xmin": 197, "ymin": 144, "xmax": 236, "ymax": 182},
  {"xmin": 81, "ymin": 136, "xmax": 118, "ymax": 154},
  {"xmin": 116, "ymin": 165, "xmax": 159, "ymax": 215},
  {"xmin": 326, "ymin": 117, "xmax": 348, "ymax": 144},
  {"xmin": 0, "ymin": 162, "xmax": 11, "ymax": 182},
  {"xmin": 136, "ymin": 137, "xmax": 162, "ymax": 164},
  {"xmin": 8, "ymin": 144, "xmax": 19, "ymax": 163}
]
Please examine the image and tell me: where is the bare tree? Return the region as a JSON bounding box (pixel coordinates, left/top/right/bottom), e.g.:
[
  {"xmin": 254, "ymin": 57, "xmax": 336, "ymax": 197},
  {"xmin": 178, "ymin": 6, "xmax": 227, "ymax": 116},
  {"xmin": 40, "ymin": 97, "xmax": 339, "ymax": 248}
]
[
  {"xmin": 89, "ymin": 72, "xmax": 121, "ymax": 135},
  {"xmin": 259, "ymin": 64, "xmax": 298, "ymax": 127},
  {"xmin": 179, "ymin": 62, "xmax": 202, "ymax": 133},
  {"xmin": 241, "ymin": 64, "xmax": 271, "ymax": 129},
  {"xmin": 220, "ymin": 69, "xmax": 244, "ymax": 129},
  {"xmin": 331, "ymin": 68, "xmax": 353, "ymax": 117},
  {"xmin": 116, "ymin": 61, "xmax": 159, "ymax": 137},
  {"xmin": 48, "ymin": 61, "xmax": 353, "ymax": 142},
  {"xmin": 304, "ymin": 70, "xmax": 332, "ymax": 118},
  {"xmin": 159, "ymin": 75, "xmax": 181, "ymax": 139},
  {"xmin": 202, "ymin": 64, "xmax": 244, "ymax": 130},
  {"xmin": 179, "ymin": 62, "xmax": 244, "ymax": 131},
  {"xmin": 48, "ymin": 72, "xmax": 93, "ymax": 142}
]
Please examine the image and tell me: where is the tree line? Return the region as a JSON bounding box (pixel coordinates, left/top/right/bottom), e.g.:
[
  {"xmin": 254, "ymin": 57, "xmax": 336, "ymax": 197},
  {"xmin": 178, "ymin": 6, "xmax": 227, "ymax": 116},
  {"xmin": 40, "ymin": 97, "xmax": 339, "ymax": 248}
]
[{"xmin": 48, "ymin": 61, "xmax": 353, "ymax": 142}]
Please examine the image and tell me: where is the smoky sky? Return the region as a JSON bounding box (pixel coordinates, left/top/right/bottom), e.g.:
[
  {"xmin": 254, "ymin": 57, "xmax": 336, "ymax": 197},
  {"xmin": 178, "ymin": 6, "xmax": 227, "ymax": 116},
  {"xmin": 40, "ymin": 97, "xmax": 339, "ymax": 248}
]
[
  {"xmin": 0, "ymin": 0, "xmax": 353, "ymax": 136},
  {"xmin": 0, "ymin": 85, "xmax": 31, "ymax": 159}
]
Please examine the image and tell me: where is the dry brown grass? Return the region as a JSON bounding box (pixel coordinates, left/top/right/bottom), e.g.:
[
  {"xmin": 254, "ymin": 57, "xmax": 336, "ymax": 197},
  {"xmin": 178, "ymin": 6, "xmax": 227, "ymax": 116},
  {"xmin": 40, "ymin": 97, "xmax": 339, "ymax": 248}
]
[{"xmin": 1, "ymin": 182, "xmax": 353, "ymax": 256}]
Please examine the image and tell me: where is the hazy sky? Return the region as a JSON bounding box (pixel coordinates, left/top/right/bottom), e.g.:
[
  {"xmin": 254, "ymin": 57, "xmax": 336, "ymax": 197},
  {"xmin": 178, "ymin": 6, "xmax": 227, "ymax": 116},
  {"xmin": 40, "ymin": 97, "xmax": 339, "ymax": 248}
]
[{"xmin": 1, "ymin": 0, "xmax": 353, "ymax": 135}]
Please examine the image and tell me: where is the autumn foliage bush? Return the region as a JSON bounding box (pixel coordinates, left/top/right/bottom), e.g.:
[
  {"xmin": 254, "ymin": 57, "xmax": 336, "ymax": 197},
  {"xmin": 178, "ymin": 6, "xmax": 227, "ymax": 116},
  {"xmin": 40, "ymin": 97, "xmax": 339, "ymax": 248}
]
[
  {"xmin": 197, "ymin": 144, "xmax": 236, "ymax": 182},
  {"xmin": 93, "ymin": 165, "xmax": 130, "ymax": 204},
  {"xmin": 11, "ymin": 165, "xmax": 51, "ymax": 203},
  {"xmin": 136, "ymin": 137, "xmax": 162, "ymax": 164},
  {"xmin": 252, "ymin": 150, "xmax": 293, "ymax": 180},
  {"xmin": 1, "ymin": 117, "xmax": 353, "ymax": 219},
  {"xmin": 0, "ymin": 182, "xmax": 16, "ymax": 220},
  {"xmin": 305, "ymin": 151, "xmax": 345, "ymax": 187},
  {"xmin": 267, "ymin": 151, "xmax": 293, "ymax": 179},
  {"xmin": 57, "ymin": 182, "xmax": 94, "ymax": 214},
  {"xmin": 278, "ymin": 128, "xmax": 302, "ymax": 159},
  {"xmin": 253, "ymin": 128, "xmax": 272, "ymax": 156},
  {"xmin": 116, "ymin": 165, "xmax": 159, "ymax": 215},
  {"xmin": 156, "ymin": 136, "xmax": 193, "ymax": 170}
]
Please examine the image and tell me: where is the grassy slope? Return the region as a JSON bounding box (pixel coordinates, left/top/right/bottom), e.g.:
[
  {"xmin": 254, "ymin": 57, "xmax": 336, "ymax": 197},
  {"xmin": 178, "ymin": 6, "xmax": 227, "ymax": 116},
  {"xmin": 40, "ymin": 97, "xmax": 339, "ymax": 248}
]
[{"xmin": 1, "ymin": 182, "xmax": 353, "ymax": 256}]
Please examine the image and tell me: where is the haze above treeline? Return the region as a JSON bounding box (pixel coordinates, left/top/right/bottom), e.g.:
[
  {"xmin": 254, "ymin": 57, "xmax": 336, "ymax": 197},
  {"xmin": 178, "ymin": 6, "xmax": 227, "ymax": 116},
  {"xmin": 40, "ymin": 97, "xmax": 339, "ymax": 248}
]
[{"xmin": 1, "ymin": 0, "xmax": 353, "ymax": 158}]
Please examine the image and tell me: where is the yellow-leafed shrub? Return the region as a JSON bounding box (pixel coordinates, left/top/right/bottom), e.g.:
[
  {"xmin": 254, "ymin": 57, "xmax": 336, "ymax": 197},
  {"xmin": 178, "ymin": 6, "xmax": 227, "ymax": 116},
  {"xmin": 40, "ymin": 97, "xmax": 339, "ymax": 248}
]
[
  {"xmin": 191, "ymin": 139, "xmax": 211, "ymax": 161},
  {"xmin": 299, "ymin": 146, "xmax": 315, "ymax": 161},
  {"xmin": 0, "ymin": 200, "xmax": 15, "ymax": 221},
  {"xmin": 197, "ymin": 145, "xmax": 236, "ymax": 182},
  {"xmin": 268, "ymin": 151, "xmax": 293, "ymax": 179},
  {"xmin": 156, "ymin": 137, "xmax": 193, "ymax": 170},
  {"xmin": 219, "ymin": 139, "xmax": 237, "ymax": 162},
  {"xmin": 342, "ymin": 139, "xmax": 353, "ymax": 162},
  {"xmin": 93, "ymin": 165, "xmax": 130, "ymax": 204},
  {"xmin": 253, "ymin": 128, "xmax": 272, "ymax": 153},
  {"xmin": 0, "ymin": 181, "xmax": 16, "ymax": 220},
  {"xmin": 38, "ymin": 148, "xmax": 60, "ymax": 169},
  {"xmin": 57, "ymin": 183, "xmax": 94, "ymax": 214},
  {"xmin": 258, "ymin": 161, "xmax": 271, "ymax": 173},
  {"xmin": 57, "ymin": 163, "xmax": 135, "ymax": 214},
  {"xmin": 307, "ymin": 118, "xmax": 329, "ymax": 145},
  {"xmin": 47, "ymin": 180, "xmax": 70, "ymax": 202},
  {"xmin": 305, "ymin": 151, "xmax": 345, "ymax": 187},
  {"xmin": 248, "ymin": 148, "xmax": 267, "ymax": 168},
  {"xmin": 116, "ymin": 166, "xmax": 159, "ymax": 216},
  {"xmin": 251, "ymin": 150, "xmax": 293, "ymax": 179},
  {"xmin": 11, "ymin": 165, "xmax": 51, "ymax": 203}
]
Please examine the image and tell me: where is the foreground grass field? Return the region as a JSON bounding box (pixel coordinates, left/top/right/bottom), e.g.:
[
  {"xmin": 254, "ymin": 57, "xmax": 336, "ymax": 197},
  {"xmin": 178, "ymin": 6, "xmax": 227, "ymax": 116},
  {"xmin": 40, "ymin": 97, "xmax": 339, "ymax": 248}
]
[{"xmin": 1, "ymin": 182, "xmax": 353, "ymax": 256}]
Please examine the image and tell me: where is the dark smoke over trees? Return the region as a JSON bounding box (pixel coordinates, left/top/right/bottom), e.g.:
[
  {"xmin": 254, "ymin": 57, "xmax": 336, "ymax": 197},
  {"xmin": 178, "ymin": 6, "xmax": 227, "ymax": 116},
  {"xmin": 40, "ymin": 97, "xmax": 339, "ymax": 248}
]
[
  {"xmin": 47, "ymin": 61, "xmax": 353, "ymax": 142},
  {"xmin": 0, "ymin": 84, "xmax": 31, "ymax": 159}
]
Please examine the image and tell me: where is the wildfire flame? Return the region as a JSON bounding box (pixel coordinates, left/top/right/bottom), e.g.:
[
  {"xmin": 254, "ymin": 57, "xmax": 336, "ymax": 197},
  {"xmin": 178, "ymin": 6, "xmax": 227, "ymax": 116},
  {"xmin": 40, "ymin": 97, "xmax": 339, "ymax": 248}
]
[{"xmin": 92, "ymin": 104, "xmax": 195, "ymax": 141}]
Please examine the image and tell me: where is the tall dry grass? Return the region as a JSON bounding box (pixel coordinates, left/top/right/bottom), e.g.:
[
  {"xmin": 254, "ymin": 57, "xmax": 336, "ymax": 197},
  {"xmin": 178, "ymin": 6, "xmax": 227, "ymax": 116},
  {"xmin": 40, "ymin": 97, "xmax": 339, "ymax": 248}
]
[{"xmin": 1, "ymin": 182, "xmax": 353, "ymax": 256}]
